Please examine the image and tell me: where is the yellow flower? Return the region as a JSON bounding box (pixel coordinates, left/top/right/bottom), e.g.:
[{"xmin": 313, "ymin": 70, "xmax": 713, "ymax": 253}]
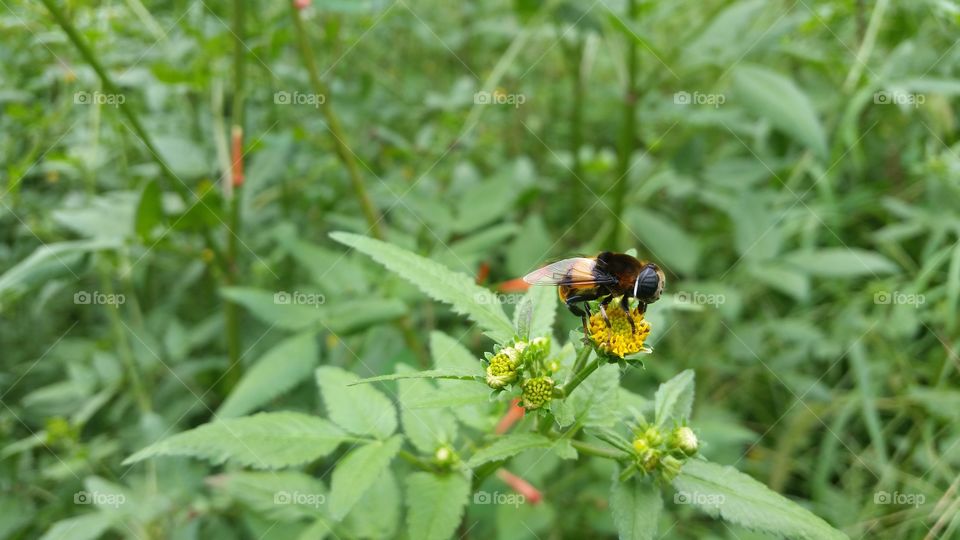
[
  {"xmin": 486, "ymin": 351, "xmax": 518, "ymax": 389},
  {"xmin": 587, "ymin": 301, "xmax": 652, "ymax": 358}
]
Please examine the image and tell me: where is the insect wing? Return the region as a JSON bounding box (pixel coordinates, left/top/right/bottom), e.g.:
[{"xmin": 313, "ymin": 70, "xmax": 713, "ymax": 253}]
[{"xmin": 522, "ymin": 258, "xmax": 608, "ymax": 286}]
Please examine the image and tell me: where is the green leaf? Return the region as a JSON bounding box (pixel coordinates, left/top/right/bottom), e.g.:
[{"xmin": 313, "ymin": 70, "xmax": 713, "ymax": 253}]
[
  {"xmin": 351, "ymin": 369, "xmax": 487, "ymax": 385},
  {"xmin": 627, "ymin": 209, "xmax": 700, "ymax": 275},
  {"xmin": 213, "ymin": 471, "xmax": 328, "ymax": 521},
  {"xmin": 123, "ymin": 412, "xmax": 346, "ymax": 469},
  {"xmin": 329, "ymin": 232, "xmax": 515, "ymax": 343},
  {"xmin": 344, "ymin": 469, "xmax": 401, "ymax": 539},
  {"xmin": 397, "ymin": 365, "xmax": 458, "ymax": 453},
  {"xmin": 555, "ymin": 364, "xmax": 620, "ymax": 428},
  {"xmin": 733, "ymin": 65, "xmax": 828, "ymax": 159},
  {"xmin": 329, "ymin": 436, "xmax": 403, "ymax": 520},
  {"xmin": 41, "ymin": 512, "xmax": 114, "ymax": 540},
  {"xmin": 673, "ymin": 460, "xmax": 848, "ymax": 540},
  {"xmin": 317, "ymin": 366, "xmax": 397, "ymax": 439},
  {"xmin": 466, "ymin": 434, "xmax": 555, "ymax": 468},
  {"xmin": 134, "ymin": 179, "xmax": 163, "ymax": 241},
  {"xmin": 428, "ymin": 332, "xmax": 490, "ymax": 430},
  {"xmin": 525, "ymin": 283, "xmax": 557, "ymax": 339},
  {"xmin": 654, "ymin": 369, "xmax": 695, "ymax": 427},
  {"xmin": 610, "ymin": 475, "xmax": 662, "ymax": 540},
  {"xmin": 405, "ymin": 472, "xmax": 471, "ymax": 540},
  {"xmin": 218, "ymin": 332, "xmax": 319, "ymax": 418},
  {"xmin": 783, "ymin": 248, "xmax": 898, "ymax": 277},
  {"xmin": 0, "ymin": 239, "xmax": 119, "ymax": 300},
  {"xmin": 221, "ymin": 287, "xmax": 407, "ymax": 333}
]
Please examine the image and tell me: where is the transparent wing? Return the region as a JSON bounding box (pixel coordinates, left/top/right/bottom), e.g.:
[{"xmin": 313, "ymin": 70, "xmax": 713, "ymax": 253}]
[{"xmin": 522, "ymin": 257, "xmax": 611, "ymax": 286}]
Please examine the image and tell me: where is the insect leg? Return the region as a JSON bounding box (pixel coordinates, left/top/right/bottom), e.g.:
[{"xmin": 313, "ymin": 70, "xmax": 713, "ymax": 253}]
[
  {"xmin": 599, "ymin": 295, "xmax": 614, "ymax": 327},
  {"xmin": 565, "ymin": 295, "xmax": 591, "ymax": 334},
  {"xmin": 620, "ymin": 295, "xmax": 636, "ymax": 332}
]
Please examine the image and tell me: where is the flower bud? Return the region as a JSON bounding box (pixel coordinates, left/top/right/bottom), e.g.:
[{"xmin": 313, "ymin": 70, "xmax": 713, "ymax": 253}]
[
  {"xmin": 659, "ymin": 454, "xmax": 683, "ymax": 481},
  {"xmin": 669, "ymin": 426, "xmax": 699, "ymax": 456},
  {"xmin": 520, "ymin": 376, "xmax": 555, "ymax": 410},
  {"xmin": 486, "ymin": 351, "xmax": 518, "ymax": 389}
]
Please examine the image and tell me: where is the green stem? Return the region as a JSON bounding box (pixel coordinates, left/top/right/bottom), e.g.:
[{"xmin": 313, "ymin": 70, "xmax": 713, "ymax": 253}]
[
  {"xmin": 289, "ymin": 4, "xmax": 382, "ymax": 239},
  {"xmin": 606, "ymin": 0, "xmax": 639, "ymax": 248},
  {"xmin": 289, "ymin": 4, "xmax": 428, "ymax": 365},
  {"xmin": 222, "ymin": 0, "xmax": 246, "ymax": 392},
  {"xmin": 566, "ymin": 344, "xmax": 593, "ymax": 387},
  {"xmin": 398, "ymin": 449, "xmax": 434, "ymax": 471},
  {"xmin": 570, "ymin": 439, "xmax": 629, "ymax": 460},
  {"xmin": 561, "ymin": 353, "xmax": 601, "ymax": 398},
  {"xmin": 40, "ymin": 0, "xmax": 227, "ymax": 273},
  {"xmin": 99, "ymin": 262, "xmax": 151, "ymax": 413}
]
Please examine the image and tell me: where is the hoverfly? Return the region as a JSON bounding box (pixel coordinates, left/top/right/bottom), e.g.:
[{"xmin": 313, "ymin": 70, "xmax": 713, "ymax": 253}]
[{"xmin": 523, "ymin": 252, "xmax": 664, "ymax": 331}]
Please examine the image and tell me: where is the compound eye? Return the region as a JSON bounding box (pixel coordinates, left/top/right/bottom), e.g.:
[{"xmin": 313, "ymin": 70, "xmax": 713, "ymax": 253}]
[{"xmin": 637, "ymin": 265, "xmax": 662, "ymax": 302}]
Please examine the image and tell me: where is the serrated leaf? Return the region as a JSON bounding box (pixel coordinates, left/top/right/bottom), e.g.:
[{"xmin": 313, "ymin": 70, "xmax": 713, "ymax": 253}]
[
  {"xmin": 218, "ymin": 333, "xmax": 318, "ymax": 418},
  {"xmin": 466, "ymin": 434, "xmax": 555, "ymax": 468},
  {"xmin": 317, "ymin": 366, "xmax": 397, "ymax": 439},
  {"xmin": 329, "ymin": 436, "xmax": 403, "ymax": 520},
  {"xmin": 344, "ymin": 469, "xmax": 401, "ymax": 539},
  {"xmin": 611, "ymin": 474, "xmax": 662, "ymax": 540},
  {"xmin": 221, "ymin": 287, "xmax": 406, "ymax": 332},
  {"xmin": 525, "ymin": 283, "xmax": 557, "ymax": 339},
  {"xmin": 733, "ymin": 65, "xmax": 828, "ymax": 159},
  {"xmin": 213, "ymin": 471, "xmax": 328, "ymax": 521},
  {"xmin": 330, "ymin": 232, "xmax": 514, "ymax": 343},
  {"xmin": 350, "ymin": 370, "xmax": 487, "ymax": 385},
  {"xmin": 123, "ymin": 412, "xmax": 346, "ymax": 469},
  {"xmin": 397, "ymin": 365, "xmax": 458, "ymax": 453},
  {"xmin": 673, "ymin": 460, "xmax": 847, "ymax": 540},
  {"xmin": 783, "ymin": 248, "xmax": 898, "ymax": 277},
  {"xmin": 514, "ymin": 295, "xmax": 533, "ymax": 341},
  {"xmin": 556, "ymin": 364, "xmax": 620, "ymax": 428},
  {"xmin": 654, "ymin": 370, "xmax": 695, "ymax": 427},
  {"xmin": 405, "ymin": 472, "xmax": 471, "ymax": 540},
  {"xmin": 429, "ymin": 332, "xmax": 490, "ymax": 430}
]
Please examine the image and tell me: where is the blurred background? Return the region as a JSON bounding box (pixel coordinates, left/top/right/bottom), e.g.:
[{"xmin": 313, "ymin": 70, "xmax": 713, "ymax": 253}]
[{"xmin": 1, "ymin": 0, "xmax": 959, "ymax": 538}]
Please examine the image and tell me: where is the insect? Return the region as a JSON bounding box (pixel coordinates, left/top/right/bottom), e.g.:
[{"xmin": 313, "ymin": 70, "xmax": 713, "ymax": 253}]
[{"xmin": 523, "ymin": 252, "xmax": 665, "ymax": 332}]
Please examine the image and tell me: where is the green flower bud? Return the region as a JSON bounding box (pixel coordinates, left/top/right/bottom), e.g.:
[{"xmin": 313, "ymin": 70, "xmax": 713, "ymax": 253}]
[
  {"xmin": 433, "ymin": 445, "xmax": 458, "ymax": 467},
  {"xmin": 639, "ymin": 449, "xmax": 661, "ymax": 473},
  {"xmin": 643, "ymin": 427, "xmax": 663, "ymax": 447},
  {"xmin": 659, "ymin": 454, "xmax": 684, "ymax": 482},
  {"xmin": 669, "ymin": 426, "xmax": 699, "ymax": 456},
  {"xmin": 486, "ymin": 351, "xmax": 518, "ymax": 389},
  {"xmin": 521, "ymin": 376, "xmax": 555, "ymax": 410},
  {"xmin": 521, "ymin": 336, "xmax": 550, "ymax": 365}
]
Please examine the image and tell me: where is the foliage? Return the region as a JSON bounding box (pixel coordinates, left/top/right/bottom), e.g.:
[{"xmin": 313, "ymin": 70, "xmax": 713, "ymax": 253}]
[{"xmin": 2, "ymin": 0, "xmax": 959, "ymax": 538}]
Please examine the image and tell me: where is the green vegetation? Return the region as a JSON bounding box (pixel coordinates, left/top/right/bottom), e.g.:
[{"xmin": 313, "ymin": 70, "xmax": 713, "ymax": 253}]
[{"xmin": 1, "ymin": 1, "xmax": 958, "ymax": 538}]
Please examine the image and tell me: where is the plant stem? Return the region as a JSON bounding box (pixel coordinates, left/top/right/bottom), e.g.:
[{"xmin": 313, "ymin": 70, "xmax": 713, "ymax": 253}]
[
  {"xmin": 560, "ymin": 353, "xmax": 601, "ymax": 398},
  {"xmin": 289, "ymin": 4, "xmax": 428, "ymax": 364},
  {"xmin": 398, "ymin": 449, "xmax": 434, "ymax": 471},
  {"xmin": 570, "ymin": 439, "xmax": 629, "ymax": 460},
  {"xmin": 40, "ymin": 0, "xmax": 227, "ymax": 273},
  {"xmin": 606, "ymin": 0, "xmax": 639, "ymax": 248},
  {"xmin": 567, "ymin": 343, "xmax": 593, "ymax": 386},
  {"xmin": 222, "ymin": 0, "xmax": 246, "ymax": 392},
  {"xmin": 289, "ymin": 4, "xmax": 382, "ymax": 239},
  {"xmin": 99, "ymin": 261, "xmax": 151, "ymax": 413}
]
